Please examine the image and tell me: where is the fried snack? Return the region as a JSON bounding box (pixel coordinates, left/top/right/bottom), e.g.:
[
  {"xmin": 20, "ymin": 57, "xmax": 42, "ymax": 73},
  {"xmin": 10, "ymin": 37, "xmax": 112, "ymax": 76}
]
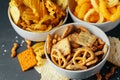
[
  {"xmin": 107, "ymin": 0, "xmax": 119, "ymax": 8},
  {"xmin": 84, "ymin": 8, "xmax": 104, "ymax": 23},
  {"xmin": 46, "ymin": 25, "xmax": 108, "ymax": 70},
  {"xmin": 32, "ymin": 42, "xmax": 45, "ymax": 66},
  {"xmin": 74, "ymin": 2, "xmax": 91, "ymax": 19},
  {"xmin": 9, "ymin": 0, "xmax": 67, "ymax": 32},
  {"xmin": 25, "ymin": 39, "xmax": 32, "ymax": 48},
  {"xmin": 9, "ymin": 6, "xmax": 20, "ymax": 24},
  {"xmin": 46, "ymin": 34, "xmax": 52, "ymax": 54},
  {"xmin": 73, "ymin": 48, "xmax": 95, "ymax": 66},
  {"xmin": 52, "ymin": 38, "xmax": 71, "ymax": 56},
  {"xmin": 86, "ymin": 57, "xmax": 98, "ymax": 66},
  {"xmin": 11, "ymin": 43, "xmax": 19, "ymax": 58},
  {"xmin": 17, "ymin": 48, "xmax": 37, "ymax": 71},
  {"xmin": 51, "ymin": 49, "xmax": 67, "ymax": 68},
  {"xmin": 90, "ymin": 0, "xmax": 99, "ymax": 12},
  {"xmin": 56, "ymin": 0, "xmax": 68, "ymax": 10},
  {"xmin": 61, "ymin": 25, "xmax": 73, "ymax": 38},
  {"xmin": 110, "ymin": 5, "xmax": 120, "ymax": 22},
  {"xmin": 75, "ymin": 31, "xmax": 97, "ymax": 47},
  {"xmin": 99, "ymin": 0, "xmax": 111, "ymax": 20},
  {"xmin": 105, "ymin": 66, "xmax": 117, "ymax": 80},
  {"xmin": 75, "ymin": 0, "xmax": 90, "ymax": 7}
]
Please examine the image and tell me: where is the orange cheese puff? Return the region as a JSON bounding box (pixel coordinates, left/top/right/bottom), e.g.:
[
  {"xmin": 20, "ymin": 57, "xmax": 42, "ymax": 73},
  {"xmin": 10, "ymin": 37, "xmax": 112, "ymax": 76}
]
[
  {"xmin": 99, "ymin": 0, "xmax": 111, "ymax": 20},
  {"xmin": 108, "ymin": 7, "xmax": 117, "ymax": 14},
  {"xmin": 77, "ymin": 2, "xmax": 92, "ymax": 19},
  {"xmin": 110, "ymin": 5, "xmax": 120, "ymax": 22},
  {"xmin": 75, "ymin": 0, "xmax": 90, "ymax": 6}
]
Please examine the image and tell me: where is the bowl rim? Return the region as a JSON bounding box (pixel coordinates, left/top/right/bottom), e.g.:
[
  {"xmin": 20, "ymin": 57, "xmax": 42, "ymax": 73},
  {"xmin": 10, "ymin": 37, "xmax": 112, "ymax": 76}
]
[
  {"xmin": 8, "ymin": 7, "xmax": 68, "ymax": 34},
  {"xmin": 45, "ymin": 23, "xmax": 110, "ymax": 73}
]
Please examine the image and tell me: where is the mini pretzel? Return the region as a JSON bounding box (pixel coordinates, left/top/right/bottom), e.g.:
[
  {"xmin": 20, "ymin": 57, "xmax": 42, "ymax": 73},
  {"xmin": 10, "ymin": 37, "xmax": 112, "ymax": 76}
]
[
  {"xmin": 73, "ymin": 48, "xmax": 95, "ymax": 66},
  {"xmin": 50, "ymin": 49, "xmax": 67, "ymax": 68},
  {"xmin": 86, "ymin": 57, "xmax": 98, "ymax": 66}
]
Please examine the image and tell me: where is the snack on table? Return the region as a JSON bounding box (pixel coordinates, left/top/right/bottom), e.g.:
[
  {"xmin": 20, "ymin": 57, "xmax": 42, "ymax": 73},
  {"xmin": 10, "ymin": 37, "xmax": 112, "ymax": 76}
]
[
  {"xmin": 18, "ymin": 48, "xmax": 37, "ymax": 71},
  {"xmin": 9, "ymin": 0, "xmax": 67, "ymax": 32},
  {"xmin": 32, "ymin": 42, "xmax": 46, "ymax": 66},
  {"xmin": 11, "ymin": 42, "xmax": 19, "ymax": 58},
  {"xmin": 46, "ymin": 25, "xmax": 108, "ymax": 70},
  {"xmin": 74, "ymin": 0, "xmax": 120, "ymax": 23}
]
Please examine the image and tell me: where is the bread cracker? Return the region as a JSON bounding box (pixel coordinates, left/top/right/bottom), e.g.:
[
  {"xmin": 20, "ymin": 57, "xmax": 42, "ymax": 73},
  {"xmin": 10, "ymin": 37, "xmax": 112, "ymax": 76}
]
[
  {"xmin": 75, "ymin": 31, "xmax": 97, "ymax": 47},
  {"xmin": 18, "ymin": 48, "xmax": 37, "ymax": 71},
  {"xmin": 107, "ymin": 36, "xmax": 120, "ymax": 67},
  {"xmin": 52, "ymin": 37, "xmax": 71, "ymax": 56}
]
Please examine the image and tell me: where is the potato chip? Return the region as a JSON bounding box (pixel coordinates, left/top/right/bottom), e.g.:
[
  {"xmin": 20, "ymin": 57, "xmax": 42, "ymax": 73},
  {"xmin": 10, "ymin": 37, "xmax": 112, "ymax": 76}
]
[
  {"xmin": 56, "ymin": 0, "xmax": 68, "ymax": 10},
  {"xmin": 10, "ymin": 6, "xmax": 20, "ymax": 24},
  {"xmin": 23, "ymin": 0, "xmax": 41, "ymax": 17},
  {"xmin": 9, "ymin": 0, "xmax": 66, "ymax": 32}
]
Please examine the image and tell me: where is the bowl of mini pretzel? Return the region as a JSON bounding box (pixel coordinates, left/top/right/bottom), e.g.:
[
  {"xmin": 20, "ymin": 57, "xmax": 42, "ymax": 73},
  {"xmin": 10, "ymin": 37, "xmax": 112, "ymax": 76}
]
[{"xmin": 45, "ymin": 23, "xmax": 110, "ymax": 79}]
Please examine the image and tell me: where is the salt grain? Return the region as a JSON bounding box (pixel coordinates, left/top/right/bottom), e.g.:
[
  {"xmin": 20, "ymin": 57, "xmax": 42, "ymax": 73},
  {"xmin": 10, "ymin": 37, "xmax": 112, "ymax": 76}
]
[
  {"xmin": 20, "ymin": 40, "xmax": 25, "ymax": 46},
  {"xmin": 4, "ymin": 49, "xmax": 7, "ymax": 53}
]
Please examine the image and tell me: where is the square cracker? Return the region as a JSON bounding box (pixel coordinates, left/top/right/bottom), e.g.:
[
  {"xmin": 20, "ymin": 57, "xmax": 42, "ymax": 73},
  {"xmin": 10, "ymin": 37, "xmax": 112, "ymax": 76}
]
[
  {"xmin": 18, "ymin": 48, "xmax": 37, "ymax": 71},
  {"xmin": 76, "ymin": 31, "xmax": 97, "ymax": 47}
]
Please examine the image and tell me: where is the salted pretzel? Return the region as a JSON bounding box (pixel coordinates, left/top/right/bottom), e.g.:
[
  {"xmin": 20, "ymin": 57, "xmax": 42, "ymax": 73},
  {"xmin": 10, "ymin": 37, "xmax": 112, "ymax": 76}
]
[
  {"xmin": 50, "ymin": 49, "xmax": 67, "ymax": 68},
  {"xmin": 73, "ymin": 48, "xmax": 95, "ymax": 66}
]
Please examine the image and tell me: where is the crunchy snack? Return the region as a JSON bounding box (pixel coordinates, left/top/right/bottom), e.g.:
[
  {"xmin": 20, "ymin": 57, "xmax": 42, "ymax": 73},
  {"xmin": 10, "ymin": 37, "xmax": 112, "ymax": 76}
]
[
  {"xmin": 61, "ymin": 25, "xmax": 73, "ymax": 38},
  {"xmin": 32, "ymin": 42, "xmax": 46, "ymax": 66},
  {"xmin": 17, "ymin": 48, "xmax": 37, "ymax": 71},
  {"xmin": 46, "ymin": 34, "xmax": 52, "ymax": 54},
  {"xmin": 75, "ymin": 31, "xmax": 97, "ymax": 47},
  {"xmin": 107, "ymin": 36, "xmax": 120, "ymax": 67},
  {"xmin": 74, "ymin": 0, "xmax": 120, "ymax": 22},
  {"xmin": 52, "ymin": 37, "xmax": 71, "ymax": 56},
  {"xmin": 25, "ymin": 39, "xmax": 32, "ymax": 48},
  {"xmin": 9, "ymin": 0, "xmax": 67, "ymax": 32},
  {"xmin": 11, "ymin": 43, "xmax": 19, "ymax": 58},
  {"xmin": 46, "ymin": 25, "xmax": 108, "ymax": 70}
]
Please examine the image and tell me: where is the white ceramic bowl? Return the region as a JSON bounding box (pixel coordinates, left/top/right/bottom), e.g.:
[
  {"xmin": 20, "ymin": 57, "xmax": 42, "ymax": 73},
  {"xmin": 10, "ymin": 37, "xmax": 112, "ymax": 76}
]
[
  {"xmin": 8, "ymin": 8, "xmax": 68, "ymax": 41},
  {"xmin": 68, "ymin": 0, "xmax": 120, "ymax": 32},
  {"xmin": 45, "ymin": 23, "xmax": 110, "ymax": 79}
]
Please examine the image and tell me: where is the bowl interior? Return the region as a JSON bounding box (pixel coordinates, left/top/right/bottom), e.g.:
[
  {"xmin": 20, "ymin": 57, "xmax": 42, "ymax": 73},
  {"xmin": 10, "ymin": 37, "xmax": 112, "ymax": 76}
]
[
  {"xmin": 8, "ymin": 7, "xmax": 68, "ymax": 41},
  {"xmin": 45, "ymin": 23, "xmax": 110, "ymax": 79}
]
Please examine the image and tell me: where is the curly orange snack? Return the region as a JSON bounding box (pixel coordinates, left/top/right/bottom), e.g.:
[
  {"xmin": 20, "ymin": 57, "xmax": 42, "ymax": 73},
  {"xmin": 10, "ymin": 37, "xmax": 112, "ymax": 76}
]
[{"xmin": 17, "ymin": 48, "xmax": 37, "ymax": 71}]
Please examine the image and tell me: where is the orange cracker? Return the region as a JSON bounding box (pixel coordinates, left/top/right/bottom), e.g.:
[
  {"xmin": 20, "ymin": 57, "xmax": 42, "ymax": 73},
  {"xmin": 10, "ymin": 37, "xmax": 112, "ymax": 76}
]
[{"xmin": 17, "ymin": 48, "xmax": 37, "ymax": 71}]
